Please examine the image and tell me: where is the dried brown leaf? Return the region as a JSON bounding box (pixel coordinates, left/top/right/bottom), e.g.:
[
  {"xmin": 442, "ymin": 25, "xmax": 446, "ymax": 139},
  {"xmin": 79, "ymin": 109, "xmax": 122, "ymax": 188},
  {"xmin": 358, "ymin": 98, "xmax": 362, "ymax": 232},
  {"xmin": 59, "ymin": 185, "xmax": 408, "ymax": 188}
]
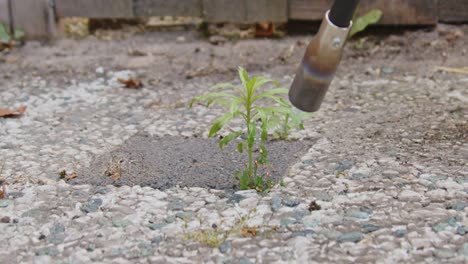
[
  {"xmin": 110, "ymin": 171, "xmax": 121, "ymax": 181},
  {"xmin": 240, "ymin": 227, "xmax": 257, "ymax": 237},
  {"xmin": 66, "ymin": 173, "xmax": 77, "ymax": 181},
  {"xmin": 0, "ymin": 105, "xmax": 27, "ymax": 118},
  {"xmin": 105, "ymin": 159, "xmax": 122, "ymax": 181},
  {"xmin": 0, "ymin": 185, "xmax": 5, "ymax": 199},
  {"xmin": 118, "ymin": 78, "xmax": 143, "ymax": 89}
]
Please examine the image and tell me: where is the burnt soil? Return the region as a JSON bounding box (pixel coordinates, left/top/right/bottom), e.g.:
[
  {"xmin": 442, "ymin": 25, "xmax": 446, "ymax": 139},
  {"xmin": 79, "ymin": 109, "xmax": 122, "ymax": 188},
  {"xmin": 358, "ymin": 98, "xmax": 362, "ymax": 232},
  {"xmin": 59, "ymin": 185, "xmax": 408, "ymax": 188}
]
[{"xmin": 69, "ymin": 134, "xmax": 312, "ymax": 190}]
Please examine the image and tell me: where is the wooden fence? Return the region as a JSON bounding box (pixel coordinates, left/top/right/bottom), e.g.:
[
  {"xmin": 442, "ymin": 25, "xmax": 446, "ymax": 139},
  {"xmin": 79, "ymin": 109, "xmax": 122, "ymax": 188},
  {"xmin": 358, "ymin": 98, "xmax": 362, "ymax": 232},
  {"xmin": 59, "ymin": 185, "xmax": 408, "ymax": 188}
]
[{"xmin": 0, "ymin": 0, "xmax": 467, "ymax": 39}]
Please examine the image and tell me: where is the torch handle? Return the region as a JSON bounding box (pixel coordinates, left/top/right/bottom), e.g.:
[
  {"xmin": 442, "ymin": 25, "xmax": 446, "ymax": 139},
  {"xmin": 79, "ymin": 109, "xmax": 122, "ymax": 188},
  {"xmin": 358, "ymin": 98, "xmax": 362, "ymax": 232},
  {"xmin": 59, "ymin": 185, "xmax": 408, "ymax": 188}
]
[{"xmin": 329, "ymin": 0, "xmax": 360, "ymax": 28}]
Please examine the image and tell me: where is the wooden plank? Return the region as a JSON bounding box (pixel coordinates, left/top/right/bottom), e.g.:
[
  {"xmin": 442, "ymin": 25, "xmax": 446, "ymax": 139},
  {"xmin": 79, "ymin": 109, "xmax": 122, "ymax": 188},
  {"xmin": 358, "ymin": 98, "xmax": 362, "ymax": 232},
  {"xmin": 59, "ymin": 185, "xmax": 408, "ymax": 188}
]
[
  {"xmin": 203, "ymin": 0, "xmax": 287, "ymax": 23},
  {"xmin": 11, "ymin": 0, "xmax": 50, "ymax": 39},
  {"xmin": 0, "ymin": 0, "xmax": 8, "ymax": 24},
  {"xmin": 56, "ymin": 0, "xmax": 134, "ymax": 18},
  {"xmin": 288, "ymin": 0, "xmax": 438, "ymax": 25},
  {"xmin": 246, "ymin": 0, "xmax": 287, "ymax": 22},
  {"xmin": 133, "ymin": 0, "xmax": 202, "ymax": 17},
  {"xmin": 203, "ymin": 0, "xmax": 246, "ymax": 22},
  {"xmin": 438, "ymin": 0, "xmax": 468, "ymax": 22}
]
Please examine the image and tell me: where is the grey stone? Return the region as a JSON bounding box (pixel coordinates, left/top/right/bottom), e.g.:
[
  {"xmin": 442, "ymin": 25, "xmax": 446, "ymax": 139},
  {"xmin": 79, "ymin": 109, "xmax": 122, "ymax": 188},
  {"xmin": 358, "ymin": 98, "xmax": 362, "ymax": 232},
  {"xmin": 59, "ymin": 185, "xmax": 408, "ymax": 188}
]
[
  {"xmin": 282, "ymin": 197, "xmax": 300, "ymax": 207},
  {"xmin": 36, "ymin": 246, "xmax": 59, "ymax": 257},
  {"xmin": 393, "ymin": 229, "xmax": 408, "ymax": 238},
  {"xmin": 345, "ymin": 210, "xmax": 370, "ymax": 220},
  {"xmin": 138, "ymin": 242, "xmax": 154, "ymax": 257},
  {"xmin": 107, "ymin": 247, "xmax": 123, "ymax": 258},
  {"xmin": 0, "ymin": 200, "xmax": 13, "ymax": 208},
  {"xmin": 47, "ymin": 233, "xmax": 66, "ymax": 244},
  {"xmin": 427, "ymin": 175, "xmax": 448, "ymax": 183},
  {"xmin": 446, "ymin": 216, "xmax": 461, "ymax": 226},
  {"xmin": 433, "ymin": 222, "xmax": 449, "ymax": 233},
  {"xmin": 337, "ymin": 232, "xmax": 364, "ymax": 243},
  {"xmin": 168, "ymin": 199, "xmax": 185, "ymax": 211},
  {"xmin": 112, "ymin": 218, "xmax": 131, "ymax": 228},
  {"xmin": 382, "ymin": 170, "xmax": 399, "ymax": 178},
  {"xmin": 94, "ymin": 187, "xmax": 110, "ymax": 195},
  {"xmin": 50, "ymin": 223, "xmax": 65, "ymax": 234},
  {"xmin": 7, "ymin": 191, "xmax": 24, "ymax": 198},
  {"xmin": 151, "ymin": 236, "xmax": 163, "ymax": 244},
  {"xmin": 86, "ymin": 243, "xmax": 96, "ymax": 252},
  {"xmin": 148, "ymin": 223, "xmax": 166, "ymax": 230},
  {"xmin": 280, "ymin": 217, "xmax": 297, "ymax": 227},
  {"xmin": 350, "ymin": 173, "xmax": 368, "ymax": 180},
  {"xmin": 461, "ymin": 243, "xmax": 468, "ymax": 257},
  {"xmin": 239, "ymin": 258, "xmax": 253, "ymax": 264},
  {"xmin": 292, "ymin": 230, "xmax": 314, "ymax": 237},
  {"xmin": 271, "ymin": 195, "xmax": 282, "ymax": 212},
  {"xmin": 434, "ymin": 249, "xmax": 455, "ymax": 259},
  {"xmin": 456, "ymin": 226, "xmax": 466, "ymax": 236},
  {"xmin": 312, "ymin": 191, "xmax": 333, "ymax": 201},
  {"xmin": 218, "ymin": 241, "xmax": 231, "ymax": 253},
  {"xmin": 302, "ymin": 216, "xmax": 320, "ymax": 229},
  {"xmin": 165, "ymin": 216, "xmax": 176, "ymax": 223},
  {"xmin": 81, "ymin": 198, "xmax": 103, "ymax": 213},
  {"xmin": 227, "ymin": 194, "xmax": 245, "ymax": 204},
  {"xmin": 47, "ymin": 223, "xmax": 66, "ymax": 244},
  {"xmin": 175, "ymin": 212, "xmax": 193, "ymax": 220},
  {"xmin": 398, "ymin": 190, "xmax": 421, "ymax": 202},
  {"xmin": 335, "ymin": 161, "xmax": 354, "ymax": 174},
  {"xmin": 293, "ymin": 209, "xmax": 309, "ymax": 221},
  {"xmin": 362, "ymin": 223, "xmax": 380, "ymax": 234},
  {"xmin": 21, "ymin": 208, "xmax": 43, "ymax": 218},
  {"xmin": 446, "ymin": 201, "xmax": 466, "ymax": 211},
  {"xmin": 433, "ymin": 216, "xmax": 460, "ymax": 232},
  {"xmin": 381, "ymin": 67, "xmax": 394, "ymax": 74}
]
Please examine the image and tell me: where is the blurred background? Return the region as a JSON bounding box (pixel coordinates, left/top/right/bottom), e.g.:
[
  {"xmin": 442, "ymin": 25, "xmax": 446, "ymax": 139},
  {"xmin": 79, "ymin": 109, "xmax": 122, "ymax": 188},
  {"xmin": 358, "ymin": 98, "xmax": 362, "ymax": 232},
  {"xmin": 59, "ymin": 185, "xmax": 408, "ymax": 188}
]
[{"xmin": 0, "ymin": 0, "xmax": 466, "ymax": 41}]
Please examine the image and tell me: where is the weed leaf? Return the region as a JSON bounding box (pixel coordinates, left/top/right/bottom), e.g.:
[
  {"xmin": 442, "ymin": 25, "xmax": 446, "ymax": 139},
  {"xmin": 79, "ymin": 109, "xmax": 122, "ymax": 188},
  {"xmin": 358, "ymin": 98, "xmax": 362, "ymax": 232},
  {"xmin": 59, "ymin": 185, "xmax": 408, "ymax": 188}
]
[
  {"xmin": 349, "ymin": 9, "xmax": 382, "ymax": 38},
  {"xmin": 237, "ymin": 142, "xmax": 244, "ymax": 153},
  {"xmin": 219, "ymin": 132, "xmax": 243, "ymax": 149},
  {"xmin": 238, "ymin": 67, "xmax": 249, "ymax": 89},
  {"xmin": 247, "ymin": 123, "xmax": 256, "ymax": 148},
  {"xmin": 209, "ymin": 113, "xmax": 234, "ymax": 137},
  {"xmin": 239, "ymin": 170, "xmax": 250, "ymax": 190}
]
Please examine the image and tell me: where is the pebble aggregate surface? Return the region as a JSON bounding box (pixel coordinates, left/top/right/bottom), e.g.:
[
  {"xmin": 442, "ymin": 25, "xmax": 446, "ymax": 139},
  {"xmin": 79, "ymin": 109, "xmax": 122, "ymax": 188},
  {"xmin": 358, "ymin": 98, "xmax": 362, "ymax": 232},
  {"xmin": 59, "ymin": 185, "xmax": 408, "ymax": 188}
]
[{"xmin": 0, "ymin": 27, "xmax": 467, "ymax": 263}]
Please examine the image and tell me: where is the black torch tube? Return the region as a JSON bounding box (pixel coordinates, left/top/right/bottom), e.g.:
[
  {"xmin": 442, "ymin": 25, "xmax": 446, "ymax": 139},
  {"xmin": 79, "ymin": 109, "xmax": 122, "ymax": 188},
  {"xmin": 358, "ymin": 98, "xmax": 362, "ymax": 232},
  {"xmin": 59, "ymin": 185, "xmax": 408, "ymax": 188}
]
[{"xmin": 328, "ymin": 0, "xmax": 360, "ymax": 28}]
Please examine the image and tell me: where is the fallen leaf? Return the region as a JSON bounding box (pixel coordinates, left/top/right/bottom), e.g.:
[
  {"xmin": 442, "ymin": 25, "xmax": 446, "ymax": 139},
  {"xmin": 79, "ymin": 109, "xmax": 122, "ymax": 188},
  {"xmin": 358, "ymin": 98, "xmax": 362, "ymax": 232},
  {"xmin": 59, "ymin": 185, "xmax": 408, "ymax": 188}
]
[
  {"xmin": 118, "ymin": 78, "xmax": 143, "ymax": 89},
  {"xmin": 66, "ymin": 173, "xmax": 77, "ymax": 181},
  {"xmin": 105, "ymin": 159, "xmax": 123, "ymax": 181},
  {"xmin": 110, "ymin": 171, "xmax": 121, "ymax": 181},
  {"xmin": 240, "ymin": 227, "xmax": 257, "ymax": 237},
  {"xmin": 0, "ymin": 105, "xmax": 27, "ymax": 118},
  {"xmin": 0, "ymin": 186, "xmax": 5, "ymax": 199},
  {"xmin": 58, "ymin": 170, "xmax": 77, "ymax": 181}
]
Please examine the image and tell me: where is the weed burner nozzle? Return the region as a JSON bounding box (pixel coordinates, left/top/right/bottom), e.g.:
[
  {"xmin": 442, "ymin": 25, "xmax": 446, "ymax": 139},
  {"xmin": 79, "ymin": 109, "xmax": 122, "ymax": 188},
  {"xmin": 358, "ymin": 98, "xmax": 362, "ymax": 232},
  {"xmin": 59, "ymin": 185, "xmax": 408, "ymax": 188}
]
[{"xmin": 289, "ymin": 9, "xmax": 353, "ymax": 112}]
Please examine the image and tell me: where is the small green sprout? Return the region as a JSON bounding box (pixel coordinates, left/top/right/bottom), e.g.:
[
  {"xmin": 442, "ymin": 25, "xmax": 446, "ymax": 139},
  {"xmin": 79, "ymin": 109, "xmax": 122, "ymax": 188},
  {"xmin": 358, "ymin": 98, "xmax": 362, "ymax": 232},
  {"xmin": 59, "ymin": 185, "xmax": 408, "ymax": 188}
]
[
  {"xmin": 0, "ymin": 22, "xmax": 25, "ymax": 43},
  {"xmin": 190, "ymin": 67, "xmax": 309, "ymax": 191}
]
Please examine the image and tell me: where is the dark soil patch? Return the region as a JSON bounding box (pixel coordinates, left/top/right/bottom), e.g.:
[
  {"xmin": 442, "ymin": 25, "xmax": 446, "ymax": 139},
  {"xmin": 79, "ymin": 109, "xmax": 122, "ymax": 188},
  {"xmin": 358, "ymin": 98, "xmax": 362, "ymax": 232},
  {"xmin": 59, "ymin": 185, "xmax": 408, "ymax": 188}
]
[{"xmin": 70, "ymin": 133, "xmax": 313, "ymax": 190}]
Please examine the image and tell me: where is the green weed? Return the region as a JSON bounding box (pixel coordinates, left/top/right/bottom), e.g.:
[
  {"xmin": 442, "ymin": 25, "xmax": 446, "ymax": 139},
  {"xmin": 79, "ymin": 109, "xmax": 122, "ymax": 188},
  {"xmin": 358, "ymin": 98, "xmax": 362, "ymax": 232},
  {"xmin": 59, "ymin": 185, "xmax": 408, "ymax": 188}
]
[{"xmin": 190, "ymin": 67, "xmax": 308, "ymax": 191}]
